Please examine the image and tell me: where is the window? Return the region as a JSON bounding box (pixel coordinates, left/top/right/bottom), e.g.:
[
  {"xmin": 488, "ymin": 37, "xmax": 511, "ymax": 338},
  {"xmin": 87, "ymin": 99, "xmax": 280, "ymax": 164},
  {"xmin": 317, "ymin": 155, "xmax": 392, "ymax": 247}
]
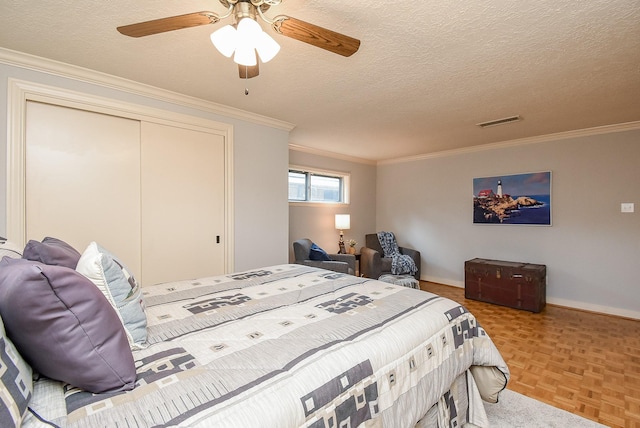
[{"xmin": 288, "ymin": 166, "xmax": 349, "ymax": 204}]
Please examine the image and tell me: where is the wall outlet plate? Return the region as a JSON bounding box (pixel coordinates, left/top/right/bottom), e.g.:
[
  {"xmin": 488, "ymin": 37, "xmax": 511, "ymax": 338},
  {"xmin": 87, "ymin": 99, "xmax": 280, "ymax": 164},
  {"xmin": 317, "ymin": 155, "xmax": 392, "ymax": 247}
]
[{"xmin": 621, "ymin": 203, "xmax": 634, "ymax": 213}]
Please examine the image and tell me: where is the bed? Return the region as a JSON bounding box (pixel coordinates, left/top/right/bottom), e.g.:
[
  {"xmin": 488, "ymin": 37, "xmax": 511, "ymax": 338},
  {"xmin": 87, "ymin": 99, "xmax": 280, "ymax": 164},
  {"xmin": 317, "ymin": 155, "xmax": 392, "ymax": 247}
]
[{"xmin": 1, "ymin": 239, "xmax": 509, "ymax": 428}]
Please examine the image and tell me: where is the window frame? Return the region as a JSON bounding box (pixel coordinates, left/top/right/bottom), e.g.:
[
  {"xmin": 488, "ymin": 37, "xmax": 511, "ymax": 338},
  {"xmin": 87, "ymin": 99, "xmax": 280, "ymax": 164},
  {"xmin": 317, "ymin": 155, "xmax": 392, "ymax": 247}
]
[{"xmin": 288, "ymin": 165, "xmax": 350, "ymax": 205}]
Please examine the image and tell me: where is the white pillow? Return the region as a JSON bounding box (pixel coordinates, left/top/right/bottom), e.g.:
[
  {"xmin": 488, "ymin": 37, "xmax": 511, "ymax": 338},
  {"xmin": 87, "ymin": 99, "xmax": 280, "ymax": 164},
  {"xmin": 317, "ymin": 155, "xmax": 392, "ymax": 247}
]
[{"xmin": 76, "ymin": 242, "xmax": 147, "ymax": 350}]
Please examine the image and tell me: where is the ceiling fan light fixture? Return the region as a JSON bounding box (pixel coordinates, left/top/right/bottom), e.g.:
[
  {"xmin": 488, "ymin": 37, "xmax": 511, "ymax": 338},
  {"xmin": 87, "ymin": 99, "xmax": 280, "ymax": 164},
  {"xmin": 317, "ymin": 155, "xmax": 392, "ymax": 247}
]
[
  {"xmin": 210, "ymin": 25, "xmax": 237, "ymax": 58},
  {"xmin": 212, "ymin": 17, "xmax": 278, "ymax": 66}
]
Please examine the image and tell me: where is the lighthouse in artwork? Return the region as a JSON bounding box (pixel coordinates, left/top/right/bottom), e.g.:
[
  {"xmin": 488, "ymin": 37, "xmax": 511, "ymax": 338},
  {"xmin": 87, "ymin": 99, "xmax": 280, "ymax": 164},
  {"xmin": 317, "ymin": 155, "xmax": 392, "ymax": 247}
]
[{"xmin": 497, "ymin": 179, "xmax": 503, "ymax": 198}]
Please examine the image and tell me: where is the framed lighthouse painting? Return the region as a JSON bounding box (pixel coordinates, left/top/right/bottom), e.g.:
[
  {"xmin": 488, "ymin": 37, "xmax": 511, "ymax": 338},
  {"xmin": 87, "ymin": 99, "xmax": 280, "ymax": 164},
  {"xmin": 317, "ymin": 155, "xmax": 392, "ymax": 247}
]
[{"xmin": 473, "ymin": 171, "xmax": 552, "ymax": 225}]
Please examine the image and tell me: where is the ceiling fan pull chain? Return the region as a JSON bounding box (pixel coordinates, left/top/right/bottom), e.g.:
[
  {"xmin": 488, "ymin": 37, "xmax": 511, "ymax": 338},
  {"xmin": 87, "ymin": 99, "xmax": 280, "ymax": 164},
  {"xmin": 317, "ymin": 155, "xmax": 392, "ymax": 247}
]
[{"xmin": 244, "ymin": 66, "xmax": 249, "ymax": 95}]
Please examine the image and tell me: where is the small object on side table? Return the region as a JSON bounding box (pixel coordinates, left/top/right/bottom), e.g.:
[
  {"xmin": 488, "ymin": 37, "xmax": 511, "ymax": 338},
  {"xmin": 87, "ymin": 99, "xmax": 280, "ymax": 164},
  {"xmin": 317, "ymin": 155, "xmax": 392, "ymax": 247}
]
[
  {"xmin": 464, "ymin": 258, "xmax": 546, "ymax": 312},
  {"xmin": 347, "ymin": 239, "xmax": 358, "ymax": 255}
]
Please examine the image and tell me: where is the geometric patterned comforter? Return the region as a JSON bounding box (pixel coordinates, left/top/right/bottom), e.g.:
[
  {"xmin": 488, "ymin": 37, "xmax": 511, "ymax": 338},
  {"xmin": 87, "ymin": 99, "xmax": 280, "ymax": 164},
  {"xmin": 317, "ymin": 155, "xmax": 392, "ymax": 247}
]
[{"xmin": 23, "ymin": 264, "xmax": 509, "ymax": 427}]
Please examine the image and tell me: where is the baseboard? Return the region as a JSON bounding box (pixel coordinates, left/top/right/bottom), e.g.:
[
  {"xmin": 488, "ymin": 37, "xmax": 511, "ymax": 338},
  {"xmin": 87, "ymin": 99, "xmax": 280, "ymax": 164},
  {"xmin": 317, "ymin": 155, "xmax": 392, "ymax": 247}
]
[
  {"xmin": 420, "ymin": 276, "xmax": 640, "ymax": 320},
  {"xmin": 546, "ymin": 297, "xmax": 640, "ymax": 321},
  {"xmin": 422, "ymin": 276, "xmax": 464, "ymax": 288}
]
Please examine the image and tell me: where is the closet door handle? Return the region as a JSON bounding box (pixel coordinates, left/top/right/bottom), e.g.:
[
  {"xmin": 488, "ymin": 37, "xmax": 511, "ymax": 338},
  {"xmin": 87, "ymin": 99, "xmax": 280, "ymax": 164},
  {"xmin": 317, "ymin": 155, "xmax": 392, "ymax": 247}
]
[{"xmin": 216, "ymin": 235, "xmax": 220, "ymax": 244}]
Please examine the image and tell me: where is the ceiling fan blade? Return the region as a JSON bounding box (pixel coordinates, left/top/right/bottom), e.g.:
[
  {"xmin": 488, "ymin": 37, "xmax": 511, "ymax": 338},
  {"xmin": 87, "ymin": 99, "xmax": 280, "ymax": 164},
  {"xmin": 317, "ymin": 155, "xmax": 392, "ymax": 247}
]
[
  {"xmin": 117, "ymin": 12, "xmax": 220, "ymax": 38},
  {"xmin": 273, "ymin": 16, "xmax": 360, "ymax": 57},
  {"xmin": 239, "ymin": 63, "xmax": 260, "ymax": 79}
]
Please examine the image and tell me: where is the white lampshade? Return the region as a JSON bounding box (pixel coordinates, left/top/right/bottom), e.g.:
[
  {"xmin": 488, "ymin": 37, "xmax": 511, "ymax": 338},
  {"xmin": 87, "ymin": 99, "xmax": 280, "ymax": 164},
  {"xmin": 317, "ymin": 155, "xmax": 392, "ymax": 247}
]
[
  {"xmin": 335, "ymin": 214, "xmax": 351, "ymax": 230},
  {"xmin": 233, "ymin": 43, "xmax": 257, "ymax": 66},
  {"xmin": 255, "ymin": 31, "xmax": 280, "ymax": 63},
  {"xmin": 237, "ymin": 18, "xmax": 261, "ymax": 42},
  {"xmin": 234, "ymin": 19, "xmax": 262, "ymax": 66},
  {"xmin": 210, "ymin": 25, "xmax": 237, "ymax": 58}
]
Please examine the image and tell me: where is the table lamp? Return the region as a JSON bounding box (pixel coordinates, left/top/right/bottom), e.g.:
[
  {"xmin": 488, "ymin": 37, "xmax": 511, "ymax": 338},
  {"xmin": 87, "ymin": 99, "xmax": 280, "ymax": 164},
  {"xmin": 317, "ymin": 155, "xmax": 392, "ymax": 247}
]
[{"xmin": 335, "ymin": 214, "xmax": 350, "ymax": 254}]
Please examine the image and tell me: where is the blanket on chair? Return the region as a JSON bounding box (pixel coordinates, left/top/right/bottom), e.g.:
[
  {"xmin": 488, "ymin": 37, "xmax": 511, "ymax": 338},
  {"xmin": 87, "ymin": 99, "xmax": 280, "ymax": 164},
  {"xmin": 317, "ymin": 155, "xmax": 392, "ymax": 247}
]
[{"xmin": 377, "ymin": 231, "xmax": 418, "ymax": 275}]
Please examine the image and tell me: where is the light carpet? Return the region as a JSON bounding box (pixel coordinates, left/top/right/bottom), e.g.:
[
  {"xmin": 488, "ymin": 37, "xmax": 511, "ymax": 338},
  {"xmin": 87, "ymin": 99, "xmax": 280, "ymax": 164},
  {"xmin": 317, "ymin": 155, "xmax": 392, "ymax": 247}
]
[{"xmin": 484, "ymin": 389, "xmax": 607, "ymax": 427}]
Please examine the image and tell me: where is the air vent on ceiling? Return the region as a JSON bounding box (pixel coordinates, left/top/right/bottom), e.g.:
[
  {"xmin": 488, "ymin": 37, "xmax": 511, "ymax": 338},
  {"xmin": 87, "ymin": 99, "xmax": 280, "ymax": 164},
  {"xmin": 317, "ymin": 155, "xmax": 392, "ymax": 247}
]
[{"xmin": 476, "ymin": 115, "xmax": 521, "ymax": 128}]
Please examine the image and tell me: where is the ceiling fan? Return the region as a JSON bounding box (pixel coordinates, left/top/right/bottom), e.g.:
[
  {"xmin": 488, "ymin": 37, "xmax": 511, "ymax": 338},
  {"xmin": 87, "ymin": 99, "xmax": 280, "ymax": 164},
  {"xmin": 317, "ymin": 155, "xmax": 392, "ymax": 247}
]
[{"xmin": 117, "ymin": 0, "xmax": 360, "ymax": 79}]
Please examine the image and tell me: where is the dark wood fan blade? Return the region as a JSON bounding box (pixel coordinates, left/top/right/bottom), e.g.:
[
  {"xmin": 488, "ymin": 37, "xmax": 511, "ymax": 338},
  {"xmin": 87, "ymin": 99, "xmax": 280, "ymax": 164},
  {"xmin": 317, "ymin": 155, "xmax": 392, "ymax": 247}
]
[
  {"xmin": 273, "ymin": 16, "xmax": 360, "ymax": 57},
  {"xmin": 117, "ymin": 12, "xmax": 219, "ymax": 37},
  {"xmin": 239, "ymin": 63, "xmax": 259, "ymax": 79}
]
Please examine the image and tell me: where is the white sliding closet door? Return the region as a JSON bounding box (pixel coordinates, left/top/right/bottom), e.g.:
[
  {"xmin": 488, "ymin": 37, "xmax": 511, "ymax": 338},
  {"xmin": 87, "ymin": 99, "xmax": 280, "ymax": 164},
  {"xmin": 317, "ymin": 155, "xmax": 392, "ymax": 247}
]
[
  {"xmin": 25, "ymin": 101, "xmax": 142, "ymax": 274},
  {"xmin": 24, "ymin": 101, "xmax": 227, "ymax": 286},
  {"xmin": 140, "ymin": 122, "xmax": 225, "ymax": 285}
]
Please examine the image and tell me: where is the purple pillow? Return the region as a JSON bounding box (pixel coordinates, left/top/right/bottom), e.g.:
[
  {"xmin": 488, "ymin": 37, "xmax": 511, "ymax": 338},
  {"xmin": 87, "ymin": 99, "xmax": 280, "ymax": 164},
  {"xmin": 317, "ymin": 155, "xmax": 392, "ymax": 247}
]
[
  {"xmin": 22, "ymin": 237, "xmax": 82, "ymax": 269},
  {"xmin": 0, "ymin": 258, "xmax": 136, "ymax": 393}
]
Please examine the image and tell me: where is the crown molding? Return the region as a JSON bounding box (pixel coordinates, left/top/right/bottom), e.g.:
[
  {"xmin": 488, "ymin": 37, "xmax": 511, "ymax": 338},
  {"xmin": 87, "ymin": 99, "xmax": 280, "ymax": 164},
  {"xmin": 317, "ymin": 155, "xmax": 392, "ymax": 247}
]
[
  {"xmin": 378, "ymin": 121, "xmax": 640, "ymax": 166},
  {"xmin": 292, "ymin": 120, "xmax": 640, "ymax": 166},
  {"xmin": 0, "ymin": 47, "xmax": 295, "ymax": 132},
  {"xmin": 289, "ymin": 143, "xmax": 377, "ymax": 166}
]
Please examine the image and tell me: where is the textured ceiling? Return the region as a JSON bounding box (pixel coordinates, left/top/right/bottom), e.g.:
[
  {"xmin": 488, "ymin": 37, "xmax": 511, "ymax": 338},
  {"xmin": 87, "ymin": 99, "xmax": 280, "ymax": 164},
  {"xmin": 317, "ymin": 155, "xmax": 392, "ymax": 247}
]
[{"xmin": 1, "ymin": 0, "xmax": 639, "ymax": 162}]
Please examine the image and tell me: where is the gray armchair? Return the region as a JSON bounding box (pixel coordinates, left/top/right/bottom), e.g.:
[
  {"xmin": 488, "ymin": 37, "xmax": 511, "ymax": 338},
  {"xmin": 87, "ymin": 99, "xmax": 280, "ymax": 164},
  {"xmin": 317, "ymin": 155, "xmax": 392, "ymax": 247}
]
[
  {"xmin": 360, "ymin": 233, "xmax": 421, "ymax": 280},
  {"xmin": 293, "ymin": 238, "xmax": 356, "ymax": 275}
]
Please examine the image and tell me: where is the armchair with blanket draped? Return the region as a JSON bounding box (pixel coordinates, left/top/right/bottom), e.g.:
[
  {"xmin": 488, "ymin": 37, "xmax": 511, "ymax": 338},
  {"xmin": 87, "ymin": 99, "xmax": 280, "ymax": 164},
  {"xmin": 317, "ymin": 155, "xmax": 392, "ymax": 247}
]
[{"xmin": 360, "ymin": 232, "xmax": 421, "ymax": 280}]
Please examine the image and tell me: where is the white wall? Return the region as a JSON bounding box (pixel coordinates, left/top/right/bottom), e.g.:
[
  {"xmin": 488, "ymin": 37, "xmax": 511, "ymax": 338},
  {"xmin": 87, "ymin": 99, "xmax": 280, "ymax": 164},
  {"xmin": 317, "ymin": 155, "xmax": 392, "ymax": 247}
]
[
  {"xmin": 376, "ymin": 128, "xmax": 640, "ymax": 318},
  {"xmin": 0, "ymin": 52, "xmax": 290, "ymax": 272},
  {"xmin": 288, "ymin": 148, "xmax": 377, "ymax": 259},
  {"xmin": 234, "ymin": 123, "xmax": 290, "ymax": 271}
]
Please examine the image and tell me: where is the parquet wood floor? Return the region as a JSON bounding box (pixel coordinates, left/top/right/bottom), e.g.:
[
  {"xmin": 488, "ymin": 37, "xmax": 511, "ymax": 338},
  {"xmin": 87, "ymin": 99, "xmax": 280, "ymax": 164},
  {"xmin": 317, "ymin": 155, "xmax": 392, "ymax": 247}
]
[{"xmin": 420, "ymin": 281, "xmax": 640, "ymax": 428}]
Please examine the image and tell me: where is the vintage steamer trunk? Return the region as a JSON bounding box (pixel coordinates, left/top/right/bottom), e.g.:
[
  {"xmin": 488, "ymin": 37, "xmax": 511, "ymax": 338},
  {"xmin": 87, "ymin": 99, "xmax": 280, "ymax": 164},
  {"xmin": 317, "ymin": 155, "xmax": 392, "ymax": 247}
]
[{"xmin": 464, "ymin": 258, "xmax": 546, "ymax": 312}]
